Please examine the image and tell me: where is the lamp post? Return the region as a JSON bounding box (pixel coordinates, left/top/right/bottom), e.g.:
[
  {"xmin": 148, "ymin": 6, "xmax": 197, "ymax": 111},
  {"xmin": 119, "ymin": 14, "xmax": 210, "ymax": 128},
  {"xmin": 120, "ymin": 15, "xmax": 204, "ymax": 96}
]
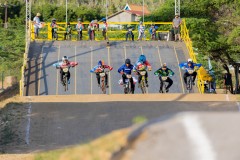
[
  {"xmin": 66, "ymin": 0, "xmax": 67, "ymax": 25},
  {"xmin": 142, "ymin": 0, "xmax": 144, "ymax": 24}
]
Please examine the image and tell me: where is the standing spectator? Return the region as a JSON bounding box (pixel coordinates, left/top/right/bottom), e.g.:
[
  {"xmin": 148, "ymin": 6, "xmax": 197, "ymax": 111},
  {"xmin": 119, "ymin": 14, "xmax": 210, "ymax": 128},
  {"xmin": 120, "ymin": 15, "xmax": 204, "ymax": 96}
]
[
  {"xmin": 88, "ymin": 21, "xmax": 97, "ymax": 41},
  {"xmin": 223, "ymin": 72, "xmax": 233, "ymax": 93},
  {"xmin": 149, "ymin": 24, "xmax": 158, "ymax": 40},
  {"xmin": 137, "ymin": 21, "xmax": 145, "ymax": 41},
  {"xmin": 64, "ymin": 22, "xmax": 72, "ymax": 40},
  {"xmin": 50, "ymin": 18, "xmax": 58, "ymax": 40},
  {"xmin": 126, "ymin": 24, "xmax": 134, "ymax": 41},
  {"xmin": 76, "ymin": 18, "xmax": 84, "ymax": 40},
  {"xmin": 102, "ymin": 18, "xmax": 108, "ymax": 40},
  {"xmin": 33, "ymin": 13, "xmax": 41, "ymax": 39},
  {"xmin": 172, "ymin": 14, "xmax": 182, "ymax": 41}
]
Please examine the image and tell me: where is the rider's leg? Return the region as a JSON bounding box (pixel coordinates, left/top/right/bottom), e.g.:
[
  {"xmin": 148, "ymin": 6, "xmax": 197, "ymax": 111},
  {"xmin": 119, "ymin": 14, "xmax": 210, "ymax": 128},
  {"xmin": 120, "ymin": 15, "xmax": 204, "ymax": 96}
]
[
  {"xmin": 159, "ymin": 77, "xmax": 164, "ymax": 92},
  {"xmin": 96, "ymin": 73, "xmax": 100, "ymax": 86},
  {"xmin": 166, "ymin": 78, "xmax": 173, "ymax": 90},
  {"xmin": 130, "ymin": 77, "xmax": 135, "ymax": 94},
  {"xmin": 183, "ymin": 72, "xmax": 189, "ymax": 85},
  {"xmin": 122, "ymin": 74, "xmax": 127, "ymax": 84},
  {"xmin": 105, "ymin": 73, "xmax": 108, "ymax": 87},
  {"xmin": 60, "ymin": 70, "xmax": 64, "ymax": 85},
  {"xmin": 67, "ymin": 71, "xmax": 71, "ymax": 84},
  {"xmin": 145, "ymin": 71, "xmax": 149, "ymax": 87},
  {"xmin": 192, "ymin": 72, "xmax": 197, "ymax": 82}
]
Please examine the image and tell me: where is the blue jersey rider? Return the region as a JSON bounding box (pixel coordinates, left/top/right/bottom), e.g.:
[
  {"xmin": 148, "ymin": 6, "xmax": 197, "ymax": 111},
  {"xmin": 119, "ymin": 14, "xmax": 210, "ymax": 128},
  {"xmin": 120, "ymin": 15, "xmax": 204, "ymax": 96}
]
[
  {"xmin": 154, "ymin": 63, "xmax": 174, "ymax": 93},
  {"xmin": 133, "ymin": 55, "xmax": 152, "ymax": 87},
  {"xmin": 90, "ymin": 60, "xmax": 113, "ymax": 88},
  {"xmin": 179, "ymin": 58, "xmax": 202, "ymax": 86},
  {"xmin": 118, "ymin": 58, "xmax": 135, "ymax": 94}
]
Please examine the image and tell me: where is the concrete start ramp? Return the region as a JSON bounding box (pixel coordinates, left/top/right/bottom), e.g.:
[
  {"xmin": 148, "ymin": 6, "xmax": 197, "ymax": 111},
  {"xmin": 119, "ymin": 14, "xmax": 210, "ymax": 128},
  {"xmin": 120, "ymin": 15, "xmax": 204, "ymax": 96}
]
[{"xmin": 24, "ymin": 40, "xmax": 193, "ymax": 96}]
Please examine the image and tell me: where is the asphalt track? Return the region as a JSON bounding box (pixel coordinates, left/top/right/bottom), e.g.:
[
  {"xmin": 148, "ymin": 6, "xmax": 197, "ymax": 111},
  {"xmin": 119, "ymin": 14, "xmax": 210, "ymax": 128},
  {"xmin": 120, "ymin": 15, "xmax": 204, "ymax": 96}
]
[
  {"xmin": 24, "ymin": 41, "xmax": 192, "ymax": 96},
  {"xmin": 2, "ymin": 99, "xmax": 239, "ymax": 153}
]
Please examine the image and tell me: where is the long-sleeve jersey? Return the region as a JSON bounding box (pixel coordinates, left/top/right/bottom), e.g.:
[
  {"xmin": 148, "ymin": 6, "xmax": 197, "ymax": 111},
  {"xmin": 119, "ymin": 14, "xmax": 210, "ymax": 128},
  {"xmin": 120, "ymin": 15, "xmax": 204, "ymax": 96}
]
[
  {"xmin": 53, "ymin": 61, "xmax": 78, "ymax": 69},
  {"xmin": 133, "ymin": 60, "xmax": 152, "ymax": 71},
  {"xmin": 118, "ymin": 64, "xmax": 134, "ymax": 75},
  {"xmin": 154, "ymin": 68, "xmax": 174, "ymax": 77},
  {"xmin": 179, "ymin": 62, "xmax": 202, "ymax": 72},
  {"xmin": 90, "ymin": 64, "xmax": 113, "ymax": 73}
]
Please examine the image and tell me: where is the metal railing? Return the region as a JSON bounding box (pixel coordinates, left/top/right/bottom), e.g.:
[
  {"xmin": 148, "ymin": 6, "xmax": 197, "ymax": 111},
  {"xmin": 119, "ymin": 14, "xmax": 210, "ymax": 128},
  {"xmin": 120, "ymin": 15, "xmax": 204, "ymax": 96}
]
[
  {"xmin": 181, "ymin": 19, "xmax": 206, "ymax": 93},
  {"xmin": 30, "ymin": 21, "xmax": 172, "ymax": 41}
]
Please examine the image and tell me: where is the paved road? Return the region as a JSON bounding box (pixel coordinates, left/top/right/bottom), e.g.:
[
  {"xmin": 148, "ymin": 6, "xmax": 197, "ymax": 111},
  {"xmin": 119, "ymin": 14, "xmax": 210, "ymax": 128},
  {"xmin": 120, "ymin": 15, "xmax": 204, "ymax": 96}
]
[
  {"xmin": 2, "ymin": 101, "xmax": 238, "ymax": 153},
  {"xmin": 24, "ymin": 41, "xmax": 192, "ymax": 96}
]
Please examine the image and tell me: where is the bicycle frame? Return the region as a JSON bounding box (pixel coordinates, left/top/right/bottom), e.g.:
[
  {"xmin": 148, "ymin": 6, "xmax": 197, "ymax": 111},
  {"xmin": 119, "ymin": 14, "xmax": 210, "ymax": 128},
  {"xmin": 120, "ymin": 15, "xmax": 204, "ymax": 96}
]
[{"xmin": 139, "ymin": 71, "xmax": 147, "ymax": 94}]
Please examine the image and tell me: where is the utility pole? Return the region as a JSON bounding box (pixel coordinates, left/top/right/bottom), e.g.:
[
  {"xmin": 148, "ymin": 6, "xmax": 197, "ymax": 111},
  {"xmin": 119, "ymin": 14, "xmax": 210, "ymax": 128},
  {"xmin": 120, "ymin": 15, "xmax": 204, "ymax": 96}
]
[
  {"xmin": 175, "ymin": 0, "xmax": 180, "ymax": 15},
  {"xmin": 0, "ymin": 1, "xmax": 16, "ymax": 28}
]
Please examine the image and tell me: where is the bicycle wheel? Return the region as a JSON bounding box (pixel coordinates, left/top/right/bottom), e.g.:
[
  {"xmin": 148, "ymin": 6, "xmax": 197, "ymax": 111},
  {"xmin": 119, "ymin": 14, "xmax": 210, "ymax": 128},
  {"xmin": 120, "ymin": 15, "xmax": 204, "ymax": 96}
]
[
  {"xmin": 187, "ymin": 76, "xmax": 193, "ymax": 93},
  {"xmin": 140, "ymin": 80, "xmax": 146, "ymax": 94},
  {"xmin": 64, "ymin": 76, "xmax": 68, "ymax": 91}
]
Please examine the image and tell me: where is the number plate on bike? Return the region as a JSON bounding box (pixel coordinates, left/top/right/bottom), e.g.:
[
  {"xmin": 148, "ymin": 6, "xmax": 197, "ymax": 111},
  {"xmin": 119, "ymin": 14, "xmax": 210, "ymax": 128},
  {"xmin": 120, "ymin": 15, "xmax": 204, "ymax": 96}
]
[
  {"xmin": 162, "ymin": 77, "xmax": 168, "ymax": 81},
  {"xmin": 126, "ymin": 74, "xmax": 132, "ymax": 78},
  {"xmin": 187, "ymin": 69, "xmax": 194, "ymax": 74},
  {"xmin": 100, "ymin": 72, "xmax": 105, "ymax": 77},
  {"xmin": 63, "ymin": 68, "xmax": 69, "ymax": 73},
  {"xmin": 139, "ymin": 71, "xmax": 146, "ymax": 76}
]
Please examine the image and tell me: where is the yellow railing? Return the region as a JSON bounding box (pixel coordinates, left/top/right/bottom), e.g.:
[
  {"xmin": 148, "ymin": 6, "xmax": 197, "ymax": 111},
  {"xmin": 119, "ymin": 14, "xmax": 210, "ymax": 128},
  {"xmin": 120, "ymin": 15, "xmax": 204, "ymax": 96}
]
[
  {"xmin": 181, "ymin": 19, "xmax": 211, "ymax": 93},
  {"xmin": 31, "ymin": 22, "xmax": 172, "ymax": 41}
]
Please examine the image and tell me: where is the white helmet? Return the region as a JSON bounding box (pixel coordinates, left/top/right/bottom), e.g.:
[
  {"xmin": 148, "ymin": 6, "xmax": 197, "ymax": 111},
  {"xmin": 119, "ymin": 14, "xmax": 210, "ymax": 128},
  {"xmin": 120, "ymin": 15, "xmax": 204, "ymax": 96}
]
[
  {"xmin": 62, "ymin": 56, "xmax": 69, "ymax": 62},
  {"xmin": 187, "ymin": 58, "xmax": 193, "ymax": 62}
]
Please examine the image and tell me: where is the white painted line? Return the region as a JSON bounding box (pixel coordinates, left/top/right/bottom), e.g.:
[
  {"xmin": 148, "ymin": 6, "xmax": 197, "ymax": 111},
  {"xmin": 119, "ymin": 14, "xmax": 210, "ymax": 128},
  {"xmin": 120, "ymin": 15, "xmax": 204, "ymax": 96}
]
[
  {"xmin": 157, "ymin": 46, "xmax": 162, "ymax": 66},
  {"xmin": 226, "ymin": 94, "xmax": 229, "ymax": 101},
  {"xmin": 182, "ymin": 115, "xmax": 216, "ymax": 160},
  {"xmin": 174, "ymin": 46, "xmax": 185, "ymax": 93},
  {"xmin": 56, "ymin": 45, "xmax": 60, "ymax": 95},
  {"xmin": 124, "ymin": 46, "xmax": 127, "ymax": 59},
  {"xmin": 108, "ymin": 47, "xmax": 111, "ymax": 95},
  {"xmin": 25, "ymin": 102, "xmax": 32, "ymax": 145},
  {"xmin": 236, "ymin": 102, "xmax": 240, "ymax": 112},
  {"xmin": 90, "ymin": 47, "xmax": 93, "ymax": 95},
  {"xmin": 75, "ymin": 45, "xmax": 77, "ymax": 95},
  {"xmin": 38, "ymin": 47, "xmax": 44, "ymax": 95}
]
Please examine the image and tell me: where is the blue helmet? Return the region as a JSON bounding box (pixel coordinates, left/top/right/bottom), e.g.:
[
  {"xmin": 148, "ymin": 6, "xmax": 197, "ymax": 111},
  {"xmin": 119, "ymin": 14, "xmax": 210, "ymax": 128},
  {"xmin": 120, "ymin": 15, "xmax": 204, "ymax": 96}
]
[
  {"xmin": 98, "ymin": 60, "xmax": 104, "ymax": 66},
  {"xmin": 138, "ymin": 55, "xmax": 146, "ymax": 63}
]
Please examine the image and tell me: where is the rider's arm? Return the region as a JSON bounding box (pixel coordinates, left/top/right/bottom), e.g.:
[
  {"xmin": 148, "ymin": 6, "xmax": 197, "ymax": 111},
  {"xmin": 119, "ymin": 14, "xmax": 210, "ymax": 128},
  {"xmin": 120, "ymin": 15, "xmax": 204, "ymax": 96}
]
[
  {"xmin": 90, "ymin": 65, "xmax": 98, "ymax": 73},
  {"xmin": 144, "ymin": 61, "xmax": 152, "ymax": 70},
  {"xmin": 104, "ymin": 65, "xmax": 113, "ymax": 71},
  {"xmin": 53, "ymin": 62, "xmax": 62, "ymax": 68},
  {"xmin": 168, "ymin": 69, "xmax": 175, "ymax": 76},
  {"xmin": 179, "ymin": 62, "xmax": 187, "ymax": 69},
  {"xmin": 154, "ymin": 69, "xmax": 160, "ymax": 76},
  {"xmin": 194, "ymin": 63, "xmax": 202, "ymax": 68},
  {"xmin": 117, "ymin": 65, "xmax": 124, "ymax": 73},
  {"xmin": 69, "ymin": 61, "xmax": 78, "ymax": 67}
]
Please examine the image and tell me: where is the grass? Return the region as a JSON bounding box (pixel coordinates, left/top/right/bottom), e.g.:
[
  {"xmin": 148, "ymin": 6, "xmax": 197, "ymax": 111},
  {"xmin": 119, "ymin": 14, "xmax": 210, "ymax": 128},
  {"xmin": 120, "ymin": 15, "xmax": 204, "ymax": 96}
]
[
  {"xmin": 132, "ymin": 116, "xmax": 148, "ymax": 124},
  {"xmin": 34, "ymin": 128, "xmax": 129, "ymax": 160}
]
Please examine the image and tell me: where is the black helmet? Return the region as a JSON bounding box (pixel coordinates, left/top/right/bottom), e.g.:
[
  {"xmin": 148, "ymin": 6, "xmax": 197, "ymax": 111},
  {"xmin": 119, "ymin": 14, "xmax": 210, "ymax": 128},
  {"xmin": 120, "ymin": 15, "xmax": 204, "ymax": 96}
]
[
  {"xmin": 67, "ymin": 22, "xmax": 70, "ymax": 25},
  {"xmin": 125, "ymin": 58, "xmax": 131, "ymax": 64}
]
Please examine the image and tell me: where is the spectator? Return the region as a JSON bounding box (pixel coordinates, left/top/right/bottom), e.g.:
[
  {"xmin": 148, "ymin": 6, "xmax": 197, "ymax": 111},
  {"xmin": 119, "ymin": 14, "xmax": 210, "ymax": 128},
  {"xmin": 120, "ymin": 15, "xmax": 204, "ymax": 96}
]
[
  {"xmin": 76, "ymin": 18, "xmax": 84, "ymax": 40},
  {"xmin": 64, "ymin": 22, "xmax": 72, "ymax": 40},
  {"xmin": 137, "ymin": 21, "xmax": 145, "ymax": 41},
  {"xmin": 88, "ymin": 21, "xmax": 97, "ymax": 41},
  {"xmin": 223, "ymin": 72, "xmax": 233, "ymax": 93},
  {"xmin": 33, "ymin": 13, "xmax": 41, "ymax": 39},
  {"xmin": 102, "ymin": 18, "xmax": 108, "ymax": 40},
  {"xmin": 126, "ymin": 24, "xmax": 134, "ymax": 41},
  {"xmin": 172, "ymin": 14, "xmax": 182, "ymax": 41},
  {"xmin": 50, "ymin": 18, "xmax": 58, "ymax": 40},
  {"xmin": 149, "ymin": 24, "xmax": 158, "ymax": 40}
]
